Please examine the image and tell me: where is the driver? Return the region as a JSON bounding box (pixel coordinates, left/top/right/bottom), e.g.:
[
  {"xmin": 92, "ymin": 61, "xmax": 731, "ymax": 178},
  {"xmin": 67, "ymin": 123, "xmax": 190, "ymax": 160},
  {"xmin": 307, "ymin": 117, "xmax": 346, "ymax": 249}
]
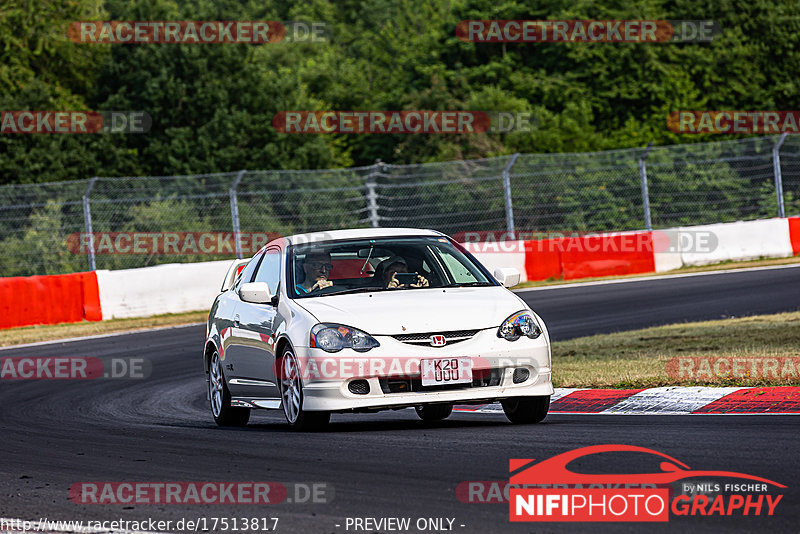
[
  {"xmin": 379, "ymin": 256, "xmax": 429, "ymax": 288},
  {"xmin": 297, "ymin": 251, "xmax": 334, "ymax": 293}
]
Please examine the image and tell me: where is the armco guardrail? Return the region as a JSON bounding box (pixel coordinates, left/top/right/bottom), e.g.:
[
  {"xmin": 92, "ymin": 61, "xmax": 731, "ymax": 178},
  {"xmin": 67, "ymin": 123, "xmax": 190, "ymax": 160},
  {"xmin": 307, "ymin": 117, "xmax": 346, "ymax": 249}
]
[
  {"xmin": 1, "ymin": 136, "xmax": 800, "ymax": 277},
  {"xmin": 2, "ymin": 217, "xmax": 798, "ymax": 329}
]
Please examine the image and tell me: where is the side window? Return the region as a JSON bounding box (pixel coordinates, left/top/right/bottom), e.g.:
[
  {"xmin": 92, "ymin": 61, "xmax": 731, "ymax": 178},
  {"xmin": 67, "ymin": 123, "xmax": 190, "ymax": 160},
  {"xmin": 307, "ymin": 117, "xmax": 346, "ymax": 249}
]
[
  {"xmin": 233, "ymin": 251, "xmax": 264, "ymax": 290},
  {"xmin": 253, "ymin": 248, "xmax": 282, "ymax": 294}
]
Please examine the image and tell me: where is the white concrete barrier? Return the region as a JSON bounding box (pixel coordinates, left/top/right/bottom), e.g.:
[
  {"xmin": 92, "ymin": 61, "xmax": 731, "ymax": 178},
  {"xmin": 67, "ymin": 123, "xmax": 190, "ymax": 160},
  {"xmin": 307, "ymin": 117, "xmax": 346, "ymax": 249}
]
[
  {"xmin": 678, "ymin": 219, "xmax": 792, "ymax": 267},
  {"xmin": 96, "ymin": 260, "xmax": 231, "ymax": 319},
  {"xmin": 652, "ymin": 229, "xmax": 684, "ymax": 273}
]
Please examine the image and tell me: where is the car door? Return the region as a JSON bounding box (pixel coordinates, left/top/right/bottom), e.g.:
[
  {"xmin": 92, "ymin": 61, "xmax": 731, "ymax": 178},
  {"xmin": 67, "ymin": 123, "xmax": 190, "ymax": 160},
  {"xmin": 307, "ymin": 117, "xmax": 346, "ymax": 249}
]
[
  {"xmin": 218, "ymin": 250, "xmax": 262, "ymax": 366},
  {"xmin": 226, "ymin": 246, "xmax": 283, "ymax": 399}
]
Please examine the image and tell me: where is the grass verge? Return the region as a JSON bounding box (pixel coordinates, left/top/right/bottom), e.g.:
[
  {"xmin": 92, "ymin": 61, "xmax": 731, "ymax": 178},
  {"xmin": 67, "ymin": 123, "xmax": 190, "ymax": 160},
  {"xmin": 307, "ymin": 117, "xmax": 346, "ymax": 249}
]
[
  {"xmin": 514, "ymin": 255, "xmax": 800, "ymax": 289},
  {"xmin": 0, "ymin": 311, "xmax": 208, "ymax": 348},
  {"xmin": 552, "ymin": 311, "xmax": 800, "ymax": 388}
]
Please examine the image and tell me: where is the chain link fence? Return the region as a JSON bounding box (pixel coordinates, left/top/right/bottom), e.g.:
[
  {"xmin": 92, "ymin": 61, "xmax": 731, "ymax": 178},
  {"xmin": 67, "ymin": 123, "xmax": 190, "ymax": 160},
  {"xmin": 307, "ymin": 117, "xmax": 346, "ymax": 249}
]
[{"xmin": 1, "ymin": 135, "xmax": 798, "ymax": 277}]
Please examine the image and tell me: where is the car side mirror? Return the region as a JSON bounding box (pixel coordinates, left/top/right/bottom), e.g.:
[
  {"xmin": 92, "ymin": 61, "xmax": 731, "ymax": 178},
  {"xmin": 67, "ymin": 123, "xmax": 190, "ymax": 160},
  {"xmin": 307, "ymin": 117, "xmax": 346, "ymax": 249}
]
[
  {"xmin": 239, "ymin": 282, "xmax": 273, "ymax": 304},
  {"xmin": 493, "ymin": 267, "xmax": 521, "ymax": 288}
]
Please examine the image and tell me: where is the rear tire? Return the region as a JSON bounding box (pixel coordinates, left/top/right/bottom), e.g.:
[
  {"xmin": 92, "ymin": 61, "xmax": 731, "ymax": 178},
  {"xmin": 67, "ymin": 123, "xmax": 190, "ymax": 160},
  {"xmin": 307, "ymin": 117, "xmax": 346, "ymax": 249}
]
[
  {"xmin": 279, "ymin": 348, "xmax": 330, "ymax": 431},
  {"xmin": 208, "ymin": 351, "xmax": 250, "ymax": 427},
  {"xmin": 415, "ymin": 404, "xmax": 453, "ymax": 422},
  {"xmin": 501, "ymin": 396, "xmax": 549, "ymax": 424}
]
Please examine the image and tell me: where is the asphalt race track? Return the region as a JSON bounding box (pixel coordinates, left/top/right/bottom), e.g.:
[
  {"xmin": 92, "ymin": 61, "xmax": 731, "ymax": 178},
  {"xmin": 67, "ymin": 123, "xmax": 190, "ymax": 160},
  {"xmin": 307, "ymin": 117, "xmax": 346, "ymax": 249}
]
[{"xmin": 1, "ymin": 266, "xmax": 799, "ymax": 533}]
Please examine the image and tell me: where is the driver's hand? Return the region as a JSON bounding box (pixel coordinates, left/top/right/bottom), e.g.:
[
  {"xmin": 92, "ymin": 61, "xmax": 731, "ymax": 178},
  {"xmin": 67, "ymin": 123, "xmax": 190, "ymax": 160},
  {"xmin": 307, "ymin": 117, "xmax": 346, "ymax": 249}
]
[
  {"xmin": 387, "ymin": 274, "xmax": 402, "ymax": 288},
  {"xmin": 311, "ymin": 279, "xmax": 333, "ymax": 291},
  {"xmin": 410, "ymin": 275, "xmax": 429, "ymax": 288}
]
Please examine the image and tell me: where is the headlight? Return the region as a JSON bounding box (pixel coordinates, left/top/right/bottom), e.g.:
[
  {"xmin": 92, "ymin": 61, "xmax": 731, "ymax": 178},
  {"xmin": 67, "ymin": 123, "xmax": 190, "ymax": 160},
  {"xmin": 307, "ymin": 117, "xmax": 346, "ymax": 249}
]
[
  {"xmin": 497, "ymin": 311, "xmax": 542, "ymax": 341},
  {"xmin": 310, "ymin": 323, "xmax": 380, "ymax": 353}
]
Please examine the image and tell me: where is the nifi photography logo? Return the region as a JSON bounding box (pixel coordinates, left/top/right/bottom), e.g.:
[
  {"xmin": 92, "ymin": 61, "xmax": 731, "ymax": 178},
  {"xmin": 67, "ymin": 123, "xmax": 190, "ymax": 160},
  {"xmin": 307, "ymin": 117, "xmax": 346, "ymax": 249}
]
[{"xmin": 509, "ymin": 445, "xmax": 785, "ymax": 522}]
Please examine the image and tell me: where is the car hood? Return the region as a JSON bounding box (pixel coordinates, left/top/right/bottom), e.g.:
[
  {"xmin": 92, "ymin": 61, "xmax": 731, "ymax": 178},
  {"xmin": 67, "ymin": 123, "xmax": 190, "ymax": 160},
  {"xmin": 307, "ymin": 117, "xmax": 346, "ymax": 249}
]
[{"xmin": 294, "ymin": 286, "xmax": 526, "ymax": 335}]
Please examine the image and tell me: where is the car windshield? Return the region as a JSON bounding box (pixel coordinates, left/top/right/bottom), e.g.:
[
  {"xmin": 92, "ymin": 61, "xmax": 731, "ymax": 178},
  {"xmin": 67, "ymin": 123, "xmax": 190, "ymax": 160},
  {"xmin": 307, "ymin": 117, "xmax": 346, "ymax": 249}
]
[{"xmin": 289, "ymin": 236, "xmax": 495, "ymax": 298}]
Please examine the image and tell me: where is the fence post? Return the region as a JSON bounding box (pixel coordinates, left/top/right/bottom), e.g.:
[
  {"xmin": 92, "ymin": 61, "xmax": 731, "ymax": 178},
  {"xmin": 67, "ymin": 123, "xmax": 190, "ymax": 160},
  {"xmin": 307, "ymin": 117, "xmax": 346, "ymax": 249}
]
[
  {"xmin": 230, "ymin": 170, "xmax": 246, "ymax": 258},
  {"xmin": 773, "ymin": 133, "xmax": 788, "ymax": 218},
  {"xmin": 82, "ymin": 177, "xmax": 98, "ymax": 271},
  {"xmin": 366, "ymin": 160, "xmax": 381, "ymax": 228},
  {"xmin": 639, "ymin": 142, "xmax": 654, "ymax": 231},
  {"xmin": 502, "ymin": 153, "xmax": 520, "ymax": 238}
]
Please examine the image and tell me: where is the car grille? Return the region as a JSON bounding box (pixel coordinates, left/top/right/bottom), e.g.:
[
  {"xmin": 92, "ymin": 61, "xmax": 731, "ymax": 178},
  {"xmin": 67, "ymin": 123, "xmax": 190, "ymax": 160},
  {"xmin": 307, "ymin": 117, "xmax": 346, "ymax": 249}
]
[
  {"xmin": 392, "ymin": 329, "xmax": 480, "ymax": 346},
  {"xmin": 378, "ymin": 368, "xmax": 502, "ymax": 394}
]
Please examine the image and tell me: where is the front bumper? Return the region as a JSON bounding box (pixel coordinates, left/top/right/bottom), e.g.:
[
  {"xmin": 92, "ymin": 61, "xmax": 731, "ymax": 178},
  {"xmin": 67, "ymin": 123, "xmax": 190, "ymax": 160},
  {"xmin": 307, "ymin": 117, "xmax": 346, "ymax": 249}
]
[{"xmin": 294, "ymin": 328, "xmax": 553, "ymax": 412}]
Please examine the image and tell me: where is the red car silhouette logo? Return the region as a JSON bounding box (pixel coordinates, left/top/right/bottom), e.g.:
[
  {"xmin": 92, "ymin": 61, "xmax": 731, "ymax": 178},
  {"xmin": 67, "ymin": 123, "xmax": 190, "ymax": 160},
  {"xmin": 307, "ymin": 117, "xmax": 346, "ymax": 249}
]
[{"xmin": 510, "ymin": 444, "xmax": 785, "ymax": 487}]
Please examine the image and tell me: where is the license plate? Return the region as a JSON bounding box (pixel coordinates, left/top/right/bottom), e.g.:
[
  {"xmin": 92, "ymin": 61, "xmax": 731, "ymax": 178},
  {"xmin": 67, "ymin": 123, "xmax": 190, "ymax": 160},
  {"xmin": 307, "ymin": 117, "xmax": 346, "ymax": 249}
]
[{"xmin": 421, "ymin": 357, "xmax": 472, "ymax": 386}]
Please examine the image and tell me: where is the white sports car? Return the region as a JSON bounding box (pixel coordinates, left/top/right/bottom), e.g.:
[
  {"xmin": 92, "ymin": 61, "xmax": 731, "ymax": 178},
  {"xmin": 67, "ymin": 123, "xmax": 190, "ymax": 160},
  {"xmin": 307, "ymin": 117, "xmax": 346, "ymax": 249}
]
[{"xmin": 204, "ymin": 228, "xmax": 552, "ymax": 430}]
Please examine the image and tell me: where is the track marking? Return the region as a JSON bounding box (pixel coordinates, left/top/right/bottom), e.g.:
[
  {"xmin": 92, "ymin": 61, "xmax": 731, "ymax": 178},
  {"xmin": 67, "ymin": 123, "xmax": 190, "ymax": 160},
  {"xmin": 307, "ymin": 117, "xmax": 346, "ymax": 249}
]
[
  {"xmin": 454, "ymin": 387, "xmax": 800, "ymax": 415},
  {"xmin": 601, "ymin": 386, "xmax": 743, "ymax": 414},
  {"xmin": 695, "ymin": 386, "xmax": 800, "ymax": 414}
]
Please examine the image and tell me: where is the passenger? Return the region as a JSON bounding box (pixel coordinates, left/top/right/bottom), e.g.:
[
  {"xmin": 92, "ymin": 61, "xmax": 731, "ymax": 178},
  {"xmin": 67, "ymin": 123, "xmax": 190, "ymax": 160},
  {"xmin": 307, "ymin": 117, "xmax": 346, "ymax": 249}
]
[
  {"xmin": 379, "ymin": 256, "xmax": 429, "ymax": 288},
  {"xmin": 297, "ymin": 251, "xmax": 334, "ymax": 293}
]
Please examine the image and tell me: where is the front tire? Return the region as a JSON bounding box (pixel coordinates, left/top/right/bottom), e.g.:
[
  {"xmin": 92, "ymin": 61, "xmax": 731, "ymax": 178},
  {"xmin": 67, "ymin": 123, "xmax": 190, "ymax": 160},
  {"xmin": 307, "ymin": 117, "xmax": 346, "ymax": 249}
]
[
  {"xmin": 501, "ymin": 396, "xmax": 549, "ymax": 424},
  {"xmin": 279, "ymin": 348, "xmax": 330, "ymax": 431},
  {"xmin": 208, "ymin": 350, "xmax": 250, "ymax": 427},
  {"xmin": 415, "ymin": 404, "xmax": 453, "ymax": 422}
]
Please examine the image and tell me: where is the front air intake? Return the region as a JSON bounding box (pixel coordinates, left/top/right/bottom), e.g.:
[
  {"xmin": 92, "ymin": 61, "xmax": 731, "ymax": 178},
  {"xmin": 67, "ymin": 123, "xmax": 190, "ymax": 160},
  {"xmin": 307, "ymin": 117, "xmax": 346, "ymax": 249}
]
[
  {"xmin": 348, "ymin": 379, "xmax": 370, "ymax": 395},
  {"xmin": 513, "ymin": 368, "xmax": 530, "ymax": 384}
]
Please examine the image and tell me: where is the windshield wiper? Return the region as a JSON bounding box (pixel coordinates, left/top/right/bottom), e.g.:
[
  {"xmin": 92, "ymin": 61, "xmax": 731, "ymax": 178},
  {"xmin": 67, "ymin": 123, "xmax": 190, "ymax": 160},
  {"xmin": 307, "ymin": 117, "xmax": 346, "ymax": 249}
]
[
  {"xmin": 314, "ymin": 286, "xmax": 385, "ymax": 296},
  {"xmin": 441, "ymin": 281, "xmax": 494, "ymax": 288}
]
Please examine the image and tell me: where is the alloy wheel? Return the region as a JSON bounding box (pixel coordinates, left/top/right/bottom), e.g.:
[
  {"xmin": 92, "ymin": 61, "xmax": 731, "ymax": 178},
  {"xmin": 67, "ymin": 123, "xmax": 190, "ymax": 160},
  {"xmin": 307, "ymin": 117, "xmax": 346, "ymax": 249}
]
[
  {"xmin": 280, "ymin": 351, "xmax": 302, "ymax": 424},
  {"xmin": 209, "ymin": 352, "xmax": 224, "ymax": 417}
]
